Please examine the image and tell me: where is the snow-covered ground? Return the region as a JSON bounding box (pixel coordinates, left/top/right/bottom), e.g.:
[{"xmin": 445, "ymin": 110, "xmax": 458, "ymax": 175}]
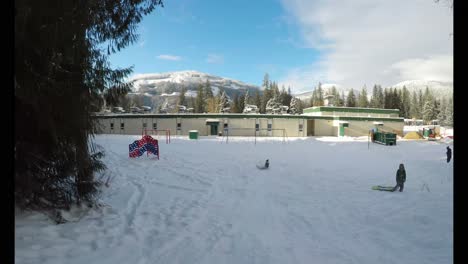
[{"xmin": 15, "ymin": 135, "xmax": 453, "ymax": 264}]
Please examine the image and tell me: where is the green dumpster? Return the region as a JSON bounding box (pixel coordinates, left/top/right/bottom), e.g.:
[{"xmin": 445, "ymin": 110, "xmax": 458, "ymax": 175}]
[
  {"xmin": 373, "ymin": 131, "xmax": 397, "ymax": 146},
  {"xmin": 423, "ymin": 128, "xmax": 432, "ymax": 138},
  {"xmin": 189, "ymin": 130, "xmax": 198, "ymax": 140}
]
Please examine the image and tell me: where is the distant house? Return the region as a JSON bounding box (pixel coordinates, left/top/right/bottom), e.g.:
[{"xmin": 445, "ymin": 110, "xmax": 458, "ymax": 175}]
[
  {"xmin": 243, "ymin": 104, "xmax": 259, "ymax": 114},
  {"xmin": 323, "ymin": 94, "xmax": 335, "ymax": 106},
  {"xmin": 266, "ymin": 105, "xmax": 289, "ymax": 114},
  {"xmin": 141, "ymin": 106, "xmax": 152, "ymax": 112},
  {"xmin": 112, "ymin": 107, "xmax": 126, "ymax": 113},
  {"xmin": 130, "ymin": 106, "xmax": 143, "ymax": 113},
  {"xmin": 178, "ymin": 105, "xmax": 187, "ymax": 113},
  {"xmin": 221, "ymin": 107, "xmax": 231, "ymax": 113}
]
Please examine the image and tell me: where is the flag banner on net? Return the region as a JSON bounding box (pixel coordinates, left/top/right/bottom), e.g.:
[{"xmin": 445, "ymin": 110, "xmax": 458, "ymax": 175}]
[{"xmin": 129, "ymin": 135, "xmax": 159, "ymax": 159}]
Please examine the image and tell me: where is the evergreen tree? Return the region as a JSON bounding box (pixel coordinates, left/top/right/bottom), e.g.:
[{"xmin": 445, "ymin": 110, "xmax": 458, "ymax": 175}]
[
  {"xmin": 310, "ymin": 89, "xmax": 317, "ymax": 107},
  {"xmin": 392, "ymin": 88, "xmax": 400, "ymax": 110},
  {"xmin": 195, "ymin": 84, "xmax": 205, "ymax": 113},
  {"xmin": 260, "ymin": 73, "xmax": 272, "ymax": 113},
  {"xmin": 346, "ymin": 89, "xmax": 356, "ymax": 107},
  {"xmin": 238, "ymin": 92, "xmax": 245, "ymax": 113},
  {"xmin": 244, "ymin": 90, "xmax": 250, "ymax": 107},
  {"xmin": 231, "ymin": 93, "xmax": 240, "ymax": 113},
  {"xmin": 206, "ymin": 97, "xmax": 219, "ymax": 113},
  {"xmin": 437, "ymin": 97, "xmax": 447, "ymax": 125},
  {"xmin": 218, "ymin": 91, "xmax": 229, "ymax": 113},
  {"xmin": 15, "ymin": 0, "xmax": 163, "ymax": 211},
  {"xmin": 422, "ymin": 100, "xmax": 435, "ymax": 124},
  {"xmin": 423, "ymin": 86, "xmax": 432, "ymax": 104},
  {"xmin": 358, "ymin": 86, "xmax": 368, "ymax": 107},
  {"xmin": 266, "ymin": 94, "xmax": 282, "ymax": 114},
  {"xmin": 203, "ymin": 80, "xmax": 213, "ymax": 112},
  {"xmin": 289, "ymin": 97, "xmax": 300, "ymax": 114},
  {"xmin": 254, "ymin": 90, "xmax": 262, "ymax": 109},
  {"xmin": 340, "ymin": 91, "xmax": 346, "ymax": 107},
  {"xmin": 315, "ymin": 83, "xmax": 324, "ymax": 106},
  {"xmin": 444, "ymin": 96, "xmax": 453, "ymax": 127},
  {"xmin": 204, "ymin": 79, "xmax": 213, "ymax": 98},
  {"xmin": 433, "ymin": 98, "xmax": 441, "ymax": 122},
  {"xmin": 401, "ymin": 86, "xmax": 411, "ymax": 118},
  {"xmin": 377, "ymin": 85, "xmax": 385, "ymax": 108},
  {"xmin": 271, "ymin": 81, "xmax": 280, "ymax": 98},
  {"xmin": 280, "ymin": 85, "xmax": 292, "ymax": 107},
  {"xmin": 384, "ymin": 88, "xmax": 390, "ymax": 109},
  {"xmin": 409, "ymin": 91, "xmax": 420, "ymax": 119},
  {"xmin": 330, "ymin": 86, "xmax": 339, "ymax": 106},
  {"xmin": 262, "ymin": 73, "xmax": 270, "ymax": 90},
  {"xmin": 178, "ymin": 86, "xmax": 187, "ymax": 107},
  {"xmin": 190, "ymin": 96, "xmax": 196, "ymax": 110},
  {"xmin": 418, "ymin": 89, "xmax": 424, "ymax": 116},
  {"xmin": 370, "ymin": 85, "xmax": 378, "ymax": 108}
]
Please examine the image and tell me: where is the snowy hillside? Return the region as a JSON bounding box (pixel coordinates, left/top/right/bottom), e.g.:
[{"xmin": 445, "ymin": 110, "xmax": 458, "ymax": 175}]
[
  {"xmin": 293, "ymin": 80, "xmax": 453, "ymax": 102},
  {"xmin": 130, "ymin": 70, "xmax": 260, "ymax": 96},
  {"xmin": 294, "ymin": 84, "xmax": 342, "ymax": 101},
  {"xmin": 15, "ymin": 135, "xmax": 453, "ymax": 264},
  {"xmin": 391, "ymin": 80, "xmax": 453, "ymax": 98}
]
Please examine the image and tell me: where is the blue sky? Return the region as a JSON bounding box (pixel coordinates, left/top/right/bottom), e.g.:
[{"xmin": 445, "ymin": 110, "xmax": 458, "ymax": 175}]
[
  {"xmin": 109, "ymin": 0, "xmax": 316, "ymax": 87},
  {"xmin": 109, "ymin": 0, "xmax": 452, "ymax": 92}
]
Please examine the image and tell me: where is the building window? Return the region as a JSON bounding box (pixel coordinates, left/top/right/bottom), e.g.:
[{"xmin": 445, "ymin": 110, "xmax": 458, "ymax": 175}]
[
  {"xmin": 120, "ymin": 123, "xmax": 124, "ymax": 130},
  {"xmin": 110, "ymin": 123, "xmax": 114, "ymax": 130},
  {"xmin": 153, "ymin": 123, "xmax": 157, "ymax": 130},
  {"xmin": 299, "ymin": 124, "xmax": 303, "ymax": 132},
  {"xmin": 224, "ymin": 123, "xmax": 228, "ymax": 130},
  {"xmin": 143, "ymin": 123, "xmax": 147, "ymax": 128},
  {"xmin": 177, "ymin": 123, "xmax": 181, "ymax": 130},
  {"xmin": 255, "ymin": 123, "xmax": 259, "ymax": 131},
  {"xmin": 267, "ymin": 124, "xmax": 272, "ymax": 131}
]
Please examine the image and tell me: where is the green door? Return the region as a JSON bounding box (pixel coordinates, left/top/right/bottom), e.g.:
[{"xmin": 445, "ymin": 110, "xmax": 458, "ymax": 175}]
[
  {"xmin": 210, "ymin": 124, "xmax": 218, "ymax": 135},
  {"xmin": 339, "ymin": 125, "xmax": 345, "ymax": 136}
]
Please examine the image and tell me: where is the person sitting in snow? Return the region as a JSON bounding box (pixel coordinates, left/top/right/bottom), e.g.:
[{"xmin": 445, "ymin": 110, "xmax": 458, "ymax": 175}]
[
  {"xmin": 265, "ymin": 159, "xmax": 269, "ymax": 169},
  {"xmin": 446, "ymin": 146, "xmax": 452, "ymax": 163},
  {"xmin": 392, "ymin": 164, "xmax": 406, "ymax": 192}
]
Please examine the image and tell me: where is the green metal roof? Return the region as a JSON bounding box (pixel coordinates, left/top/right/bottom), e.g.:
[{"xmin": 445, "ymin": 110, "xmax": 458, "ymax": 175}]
[{"xmin": 303, "ymin": 106, "xmax": 400, "ymax": 114}]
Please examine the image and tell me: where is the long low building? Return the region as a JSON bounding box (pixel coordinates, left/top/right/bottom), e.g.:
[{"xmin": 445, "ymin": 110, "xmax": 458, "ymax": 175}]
[{"xmin": 93, "ymin": 106, "xmax": 404, "ymax": 137}]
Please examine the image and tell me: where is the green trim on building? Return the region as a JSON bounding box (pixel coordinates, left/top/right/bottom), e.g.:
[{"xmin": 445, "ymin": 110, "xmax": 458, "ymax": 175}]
[
  {"xmin": 326, "ymin": 116, "xmax": 403, "ymax": 122},
  {"xmin": 303, "ymin": 106, "xmax": 400, "ymax": 114}
]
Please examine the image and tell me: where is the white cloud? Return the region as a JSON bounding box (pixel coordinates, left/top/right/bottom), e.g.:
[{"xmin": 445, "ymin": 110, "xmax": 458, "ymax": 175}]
[
  {"xmin": 279, "ymin": 0, "xmax": 453, "ymax": 93},
  {"xmin": 206, "ymin": 54, "xmax": 224, "ymax": 64},
  {"xmin": 157, "ymin": 54, "xmax": 182, "ymax": 61}
]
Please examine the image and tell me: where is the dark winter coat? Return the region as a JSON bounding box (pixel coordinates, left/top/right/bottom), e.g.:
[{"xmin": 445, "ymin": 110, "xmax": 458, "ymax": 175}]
[
  {"xmin": 446, "ymin": 148, "xmax": 452, "ymax": 158},
  {"xmin": 396, "ymin": 168, "xmax": 406, "ymax": 183}
]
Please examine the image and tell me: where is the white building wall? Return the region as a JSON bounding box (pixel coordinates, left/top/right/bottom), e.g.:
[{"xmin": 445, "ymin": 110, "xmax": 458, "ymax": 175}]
[
  {"xmin": 314, "ymin": 119, "xmax": 336, "ymax": 136},
  {"xmin": 271, "ymin": 118, "xmax": 303, "ymax": 137},
  {"xmin": 94, "ymin": 116, "xmax": 403, "ymax": 137},
  {"xmin": 225, "ymin": 118, "xmax": 257, "ymax": 136}
]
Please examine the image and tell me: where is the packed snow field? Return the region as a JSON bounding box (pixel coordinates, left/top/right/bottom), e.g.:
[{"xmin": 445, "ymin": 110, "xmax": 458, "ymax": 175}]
[{"xmin": 15, "ymin": 135, "xmax": 453, "ymax": 264}]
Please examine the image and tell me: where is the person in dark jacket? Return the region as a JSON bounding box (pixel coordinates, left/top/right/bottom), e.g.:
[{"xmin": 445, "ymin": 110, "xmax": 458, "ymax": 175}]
[
  {"xmin": 446, "ymin": 146, "xmax": 452, "ymax": 163},
  {"xmin": 392, "ymin": 164, "xmax": 406, "ymax": 192},
  {"xmin": 265, "ymin": 159, "xmax": 269, "ymax": 168}
]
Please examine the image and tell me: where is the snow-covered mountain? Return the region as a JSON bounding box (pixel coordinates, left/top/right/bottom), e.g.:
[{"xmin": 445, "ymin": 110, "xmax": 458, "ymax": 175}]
[
  {"xmin": 293, "ymin": 80, "xmax": 453, "ymax": 102},
  {"xmin": 294, "ymin": 84, "xmax": 342, "ymax": 101},
  {"xmin": 130, "ymin": 70, "xmax": 260, "ymax": 98},
  {"xmin": 390, "ymin": 80, "xmax": 453, "ymax": 99}
]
